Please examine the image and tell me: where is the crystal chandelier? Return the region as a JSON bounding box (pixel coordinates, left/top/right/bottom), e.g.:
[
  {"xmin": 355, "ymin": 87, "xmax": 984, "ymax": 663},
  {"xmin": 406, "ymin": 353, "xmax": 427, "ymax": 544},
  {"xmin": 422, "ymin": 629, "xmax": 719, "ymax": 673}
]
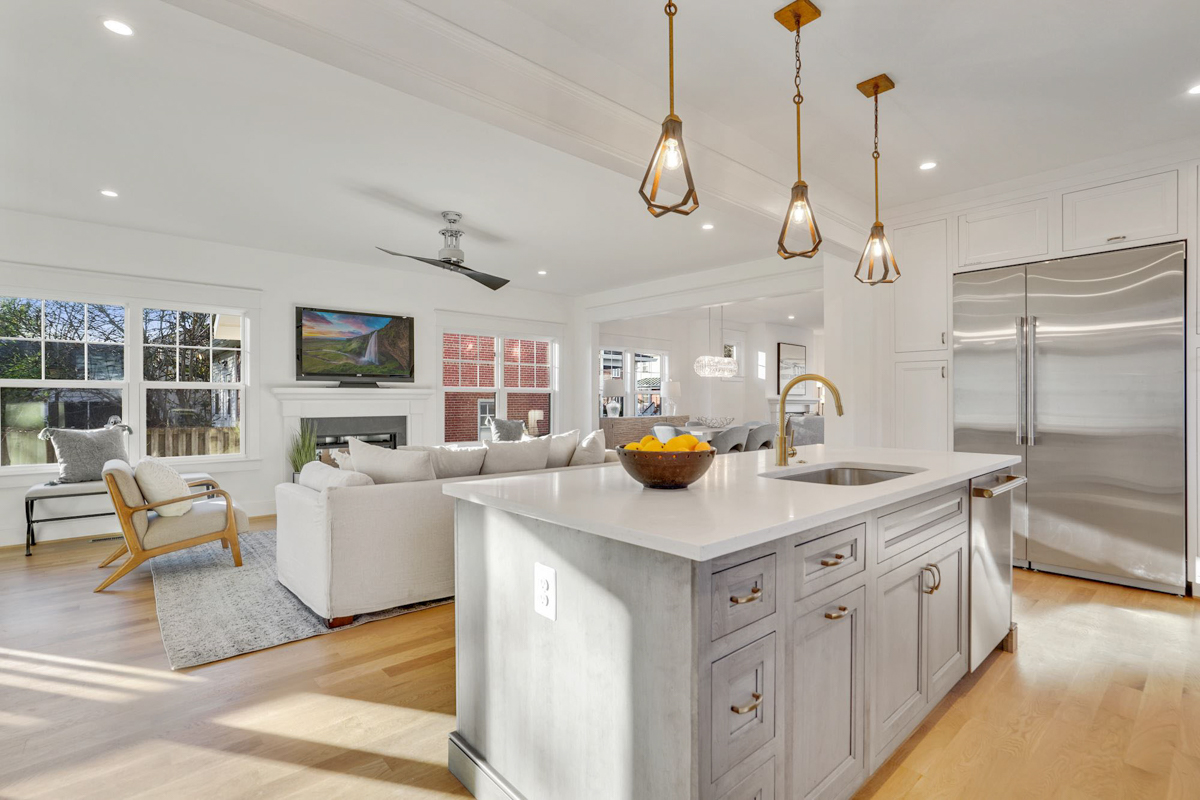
[{"xmin": 694, "ymin": 306, "xmax": 738, "ymax": 377}]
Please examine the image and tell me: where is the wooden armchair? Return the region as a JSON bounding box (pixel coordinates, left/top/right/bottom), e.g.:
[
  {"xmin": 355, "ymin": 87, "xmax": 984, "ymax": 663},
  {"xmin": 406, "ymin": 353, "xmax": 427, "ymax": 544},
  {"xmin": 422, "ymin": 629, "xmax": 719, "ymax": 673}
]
[{"xmin": 96, "ymin": 460, "xmax": 248, "ymax": 592}]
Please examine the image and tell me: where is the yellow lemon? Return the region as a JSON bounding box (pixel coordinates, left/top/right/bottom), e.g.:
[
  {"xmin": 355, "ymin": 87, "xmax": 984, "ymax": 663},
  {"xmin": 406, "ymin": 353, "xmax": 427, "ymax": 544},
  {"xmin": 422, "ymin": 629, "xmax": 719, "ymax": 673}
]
[
  {"xmin": 624, "ymin": 442, "xmax": 642, "ymax": 451},
  {"xmin": 639, "ymin": 435, "xmax": 659, "ymax": 447},
  {"xmin": 693, "ymin": 442, "xmax": 713, "ymax": 452},
  {"xmin": 666, "ymin": 434, "xmax": 699, "ymax": 451},
  {"xmin": 664, "ymin": 441, "xmax": 691, "ymax": 452},
  {"xmin": 641, "ymin": 439, "xmax": 664, "ymax": 452}
]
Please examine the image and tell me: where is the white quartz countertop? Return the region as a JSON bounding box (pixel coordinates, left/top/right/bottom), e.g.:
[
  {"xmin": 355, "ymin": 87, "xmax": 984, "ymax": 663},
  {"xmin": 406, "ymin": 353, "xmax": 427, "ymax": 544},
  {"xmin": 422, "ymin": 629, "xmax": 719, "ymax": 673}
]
[{"xmin": 443, "ymin": 445, "xmax": 1020, "ymax": 561}]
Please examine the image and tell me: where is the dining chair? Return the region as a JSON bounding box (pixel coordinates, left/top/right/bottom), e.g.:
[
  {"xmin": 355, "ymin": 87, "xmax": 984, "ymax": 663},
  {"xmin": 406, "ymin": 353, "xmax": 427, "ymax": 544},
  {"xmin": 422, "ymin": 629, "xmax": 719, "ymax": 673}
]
[
  {"xmin": 651, "ymin": 424, "xmax": 682, "ymax": 443},
  {"xmin": 743, "ymin": 423, "xmax": 779, "ymax": 451},
  {"xmin": 96, "ymin": 460, "xmax": 249, "ymax": 592},
  {"xmin": 711, "ymin": 424, "xmax": 751, "ymax": 454}
]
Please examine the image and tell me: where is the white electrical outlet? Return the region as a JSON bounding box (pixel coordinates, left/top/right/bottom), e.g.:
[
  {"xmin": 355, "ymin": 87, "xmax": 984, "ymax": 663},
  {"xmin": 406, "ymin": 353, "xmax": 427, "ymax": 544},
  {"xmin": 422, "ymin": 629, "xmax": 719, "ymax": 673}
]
[{"xmin": 534, "ymin": 562, "xmax": 556, "ymax": 621}]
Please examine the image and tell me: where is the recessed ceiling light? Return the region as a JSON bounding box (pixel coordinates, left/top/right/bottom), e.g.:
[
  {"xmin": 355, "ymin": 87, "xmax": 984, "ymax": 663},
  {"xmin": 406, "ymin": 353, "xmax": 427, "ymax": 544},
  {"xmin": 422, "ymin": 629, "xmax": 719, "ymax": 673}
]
[
  {"xmin": 1189, "ymin": 85, "xmax": 1200, "ymax": 95},
  {"xmin": 103, "ymin": 19, "xmax": 134, "ymax": 36},
  {"xmin": 702, "ymin": 223, "xmax": 714, "ymax": 230},
  {"xmin": 787, "ymin": 315, "xmax": 795, "ymax": 320},
  {"xmin": 99, "ymin": 189, "xmax": 119, "ymax": 198},
  {"xmin": 537, "ymin": 270, "xmax": 547, "ymax": 275},
  {"xmin": 919, "ymin": 162, "xmax": 937, "ymax": 170}
]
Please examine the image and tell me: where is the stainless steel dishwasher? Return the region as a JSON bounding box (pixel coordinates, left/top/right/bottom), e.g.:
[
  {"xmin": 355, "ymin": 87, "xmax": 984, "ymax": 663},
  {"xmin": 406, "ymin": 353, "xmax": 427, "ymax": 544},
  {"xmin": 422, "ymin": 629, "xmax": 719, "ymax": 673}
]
[{"xmin": 969, "ymin": 469, "xmax": 1027, "ymax": 671}]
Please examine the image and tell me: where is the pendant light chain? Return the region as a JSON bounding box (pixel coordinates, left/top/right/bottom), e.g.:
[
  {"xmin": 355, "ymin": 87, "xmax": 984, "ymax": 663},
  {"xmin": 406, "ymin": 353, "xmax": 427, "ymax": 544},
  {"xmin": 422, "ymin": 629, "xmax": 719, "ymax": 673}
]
[
  {"xmin": 872, "ymin": 87, "xmax": 880, "ymax": 222},
  {"xmin": 666, "ymin": 2, "xmax": 677, "ymax": 115},
  {"xmin": 793, "ymin": 19, "xmax": 803, "ymax": 182}
]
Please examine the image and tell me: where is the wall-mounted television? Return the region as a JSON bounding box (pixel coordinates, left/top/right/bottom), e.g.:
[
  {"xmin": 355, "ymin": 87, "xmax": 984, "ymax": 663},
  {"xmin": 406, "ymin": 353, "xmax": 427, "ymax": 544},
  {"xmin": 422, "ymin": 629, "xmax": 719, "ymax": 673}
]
[{"xmin": 296, "ymin": 306, "xmax": 415, "ymax": 384}]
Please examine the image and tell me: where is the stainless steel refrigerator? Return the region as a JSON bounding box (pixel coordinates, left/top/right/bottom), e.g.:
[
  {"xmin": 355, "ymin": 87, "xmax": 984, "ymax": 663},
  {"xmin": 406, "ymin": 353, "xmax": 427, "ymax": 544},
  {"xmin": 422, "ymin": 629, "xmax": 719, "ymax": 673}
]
[{"xmin": 953, "ymin": 242, "xmax": 1186, "ymax": 593}]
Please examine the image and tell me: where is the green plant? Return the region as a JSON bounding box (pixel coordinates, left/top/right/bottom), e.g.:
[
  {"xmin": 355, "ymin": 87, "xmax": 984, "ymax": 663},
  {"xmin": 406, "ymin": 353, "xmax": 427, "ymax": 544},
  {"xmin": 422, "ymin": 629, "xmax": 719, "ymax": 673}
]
[{"xmin": 287, "ymin": 422, "xmax": 318, "ymax": 473}]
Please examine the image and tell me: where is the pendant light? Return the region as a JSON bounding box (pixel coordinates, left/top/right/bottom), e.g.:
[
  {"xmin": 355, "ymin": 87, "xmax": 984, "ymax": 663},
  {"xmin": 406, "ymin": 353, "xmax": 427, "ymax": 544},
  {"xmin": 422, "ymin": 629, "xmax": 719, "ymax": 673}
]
[
  {"xmin": 638, "ymin": 2, "xmax": 699, "ymax": 217},
  {"xmin": 854, "ymin": 74, "xmax": 900, "ymax": 284},
  {"xmin": 694, "ymin": 306, "xmax": 738, "ymax": 378},
  {"xmin": 774, "ymin": 0, "xmax": 822, "ymax": 259}
]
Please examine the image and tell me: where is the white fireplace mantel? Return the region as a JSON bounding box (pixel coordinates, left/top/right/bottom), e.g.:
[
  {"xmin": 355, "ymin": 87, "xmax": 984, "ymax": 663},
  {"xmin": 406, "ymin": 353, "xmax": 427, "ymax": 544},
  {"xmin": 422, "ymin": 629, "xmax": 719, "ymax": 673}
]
[{"xmin": 270, "ymin": 385, "xmax": 436, "ymax": 446}]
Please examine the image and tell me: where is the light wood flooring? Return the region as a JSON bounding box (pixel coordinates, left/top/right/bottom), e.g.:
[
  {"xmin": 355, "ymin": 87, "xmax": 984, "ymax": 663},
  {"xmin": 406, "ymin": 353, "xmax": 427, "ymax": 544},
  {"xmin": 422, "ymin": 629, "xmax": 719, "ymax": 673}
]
[{"xmin": 1, "ymin": 524, "xmax": 1197, "ymax": 799}]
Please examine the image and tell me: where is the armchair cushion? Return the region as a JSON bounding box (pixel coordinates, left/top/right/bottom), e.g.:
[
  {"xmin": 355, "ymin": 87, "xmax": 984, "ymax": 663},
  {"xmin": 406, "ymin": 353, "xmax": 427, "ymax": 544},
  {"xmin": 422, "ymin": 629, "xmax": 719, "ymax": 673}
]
[
  {"xmin": 103, "ymin": 459, "xmax": 150, "ymax": 539},
  {"xmin": 143, "ymin": 496, "xmax": 249, "ymax": 549},
  {"xmin": 134, "ymin": 457, "xmax": 193, "ymax": 517}
]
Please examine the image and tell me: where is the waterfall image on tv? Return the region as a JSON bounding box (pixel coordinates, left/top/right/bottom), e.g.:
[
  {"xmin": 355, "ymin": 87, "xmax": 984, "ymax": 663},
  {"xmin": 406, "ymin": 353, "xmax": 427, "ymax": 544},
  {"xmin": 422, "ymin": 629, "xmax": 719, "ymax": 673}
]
[{"xmin": 297, "ymin": 307, "xmax": 414, "ymax": 382}]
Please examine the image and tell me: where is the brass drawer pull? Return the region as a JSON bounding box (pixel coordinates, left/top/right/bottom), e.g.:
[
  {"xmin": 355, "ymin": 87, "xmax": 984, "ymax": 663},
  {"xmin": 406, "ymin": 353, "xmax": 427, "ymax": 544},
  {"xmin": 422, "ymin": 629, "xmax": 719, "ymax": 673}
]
[
  {"xmin": 731, "ymin": 692, "xmax": 763, "ymax": 715},
  {"xmin": 922, "ymin": 566, "xmax": 937, "ymax": 594},
  {"xmin": 824, "ymin": 605, "xmax": 849, "ymax": 620},
  {"xmin": 730, "ymin": 586, "xmax": 763, "ymax": 605},
  {"xmin": 819, "ymin": 553, "xmax": 847, "ymax": 567}
]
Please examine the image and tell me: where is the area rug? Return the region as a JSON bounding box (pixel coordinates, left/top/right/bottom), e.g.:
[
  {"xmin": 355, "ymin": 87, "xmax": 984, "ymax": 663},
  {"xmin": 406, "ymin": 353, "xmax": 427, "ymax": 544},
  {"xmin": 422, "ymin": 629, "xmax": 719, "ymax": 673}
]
[{"xmin": 150, "ymin": 529, "xmax": 451, "ymax": 669}]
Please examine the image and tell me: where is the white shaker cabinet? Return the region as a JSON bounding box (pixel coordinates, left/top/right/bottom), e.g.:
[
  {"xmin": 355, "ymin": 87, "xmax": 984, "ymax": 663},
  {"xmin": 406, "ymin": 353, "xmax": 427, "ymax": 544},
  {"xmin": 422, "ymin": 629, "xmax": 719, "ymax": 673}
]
[
  {"xmin": 892, "ymin": 219, "xmax": 949, "ymax": 353},
  {"xmin": 893, "ymin": 360, "xmax": 949, "ymax": 451},
  {"xmin": 1062, "ymin": 170, "xmax": 1178, "ymax": 251},
  {"xmin": 957, "ymin": 198, "xmax": 1049, "ymax": 268}
]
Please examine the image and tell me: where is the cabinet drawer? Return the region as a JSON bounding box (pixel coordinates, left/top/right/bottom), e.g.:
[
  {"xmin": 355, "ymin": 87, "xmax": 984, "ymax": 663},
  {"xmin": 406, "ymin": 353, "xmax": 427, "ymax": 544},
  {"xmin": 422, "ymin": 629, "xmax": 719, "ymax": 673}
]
[
  {"xmin": 712, "ymin": 554, "xmax": 777, "ymax": 641},
  {"xmin": 795, "ymin": 524, "xmax": 866, "ymax": 599},
  {"xmin": 711, "ymin": 633, "xmax": 776, "ymax": 782},
  {"xmin": 877, "ymin": 487, "xmax": 967, "ymax": 563},
  {"xmin": 717, "ymin": 757, "xmax": 775, "ymax": 800},
  {"xmin": 1062, "ymin": 171, "xmax": 1178, "ymax": 250}
]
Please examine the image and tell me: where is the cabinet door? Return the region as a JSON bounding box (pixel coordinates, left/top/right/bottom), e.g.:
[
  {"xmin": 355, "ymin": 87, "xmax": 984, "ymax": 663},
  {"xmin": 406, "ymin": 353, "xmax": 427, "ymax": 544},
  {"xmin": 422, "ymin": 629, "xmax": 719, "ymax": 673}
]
[
  {"xmin": 791, "ymin": 587, "xmax": 866, "ymax": 800},
  {"xmin": 871, "ymin": 559, "xmax": 928, "ymax": 759},
  {"xmin": 1062, "ymin": 171, "xmax": 1178, "ymax": 250},
  {"xmin": 711, "ymin": 633, "xmax": 776, "ymax": 782},
  {"xmin": 893, "ymin": 361, "xmax": 949, "ymax": 451},
  {"xmin": 892, "ymin": 219, "xmax": 948, "ymax": 353},
  {"xmin": 958, "ymin": 199, "xmax": 1049, "ymax": 268},
  {"xmin": 923, "ymin": 533, "xmax": 969, "ymax": 700}
]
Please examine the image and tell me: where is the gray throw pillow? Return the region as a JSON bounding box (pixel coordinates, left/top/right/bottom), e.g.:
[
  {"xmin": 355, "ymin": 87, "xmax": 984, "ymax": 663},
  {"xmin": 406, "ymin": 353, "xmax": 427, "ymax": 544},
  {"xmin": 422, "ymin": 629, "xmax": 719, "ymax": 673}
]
[
  {"xmin": 489, "ymin": 418, "xmax": 525, "ymax": 442},
  {"xmin": 47, "ymin": 427, "xmax": 128, "ymax": 483}
]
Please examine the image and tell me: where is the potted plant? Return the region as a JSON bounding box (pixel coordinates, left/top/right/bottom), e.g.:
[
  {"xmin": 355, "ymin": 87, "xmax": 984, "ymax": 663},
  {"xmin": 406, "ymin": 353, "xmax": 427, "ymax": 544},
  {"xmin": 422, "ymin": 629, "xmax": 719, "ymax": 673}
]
[{"xmin": 287, "ymin": 422, "xmax": 318, "ymax": 483}]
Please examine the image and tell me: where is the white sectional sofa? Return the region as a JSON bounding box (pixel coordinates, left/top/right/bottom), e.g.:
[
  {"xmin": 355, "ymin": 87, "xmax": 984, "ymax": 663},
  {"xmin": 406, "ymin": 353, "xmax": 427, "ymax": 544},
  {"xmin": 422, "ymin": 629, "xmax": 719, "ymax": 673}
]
[{"xmin": 275, "ymin": 432, "xmax": 616, "ymax": 626}]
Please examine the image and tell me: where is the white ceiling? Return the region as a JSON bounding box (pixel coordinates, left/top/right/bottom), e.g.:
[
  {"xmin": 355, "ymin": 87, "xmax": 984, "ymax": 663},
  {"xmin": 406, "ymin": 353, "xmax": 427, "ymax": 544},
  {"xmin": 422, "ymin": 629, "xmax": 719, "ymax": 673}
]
[
  {"xmin": 6, "ymin": 0, "xmax": 1200, "ymax": 296},
  {"xmin": 667, "ymin": 291, "xmax": 824, "ymax": 330}
]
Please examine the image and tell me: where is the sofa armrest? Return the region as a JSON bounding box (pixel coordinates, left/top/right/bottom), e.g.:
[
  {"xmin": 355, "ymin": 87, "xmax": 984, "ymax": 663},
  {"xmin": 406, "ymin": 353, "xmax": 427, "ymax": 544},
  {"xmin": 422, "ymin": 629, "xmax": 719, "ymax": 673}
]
[{"xmin": 275, "ymin": 482, "xmax": 334, "ymax": 618}]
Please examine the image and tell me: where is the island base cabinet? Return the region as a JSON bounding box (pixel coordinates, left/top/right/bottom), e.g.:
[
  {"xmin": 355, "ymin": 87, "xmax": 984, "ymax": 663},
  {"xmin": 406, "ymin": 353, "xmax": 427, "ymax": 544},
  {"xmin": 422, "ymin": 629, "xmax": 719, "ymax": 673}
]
[
  {"xmin": 870, "ymin": 531, "xmax": 969, "ymax": 767},
  {"xmin": 790, "ymin": 587, "xmax": 866, "ymax": 800}
]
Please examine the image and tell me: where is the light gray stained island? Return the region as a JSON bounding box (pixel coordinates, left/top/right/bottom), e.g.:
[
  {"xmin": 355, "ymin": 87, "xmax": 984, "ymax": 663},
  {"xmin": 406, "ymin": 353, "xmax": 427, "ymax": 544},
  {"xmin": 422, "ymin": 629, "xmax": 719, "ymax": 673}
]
[{"xmin": 443, "ymin": 445, "xmax": 1019, "ymax": 800}]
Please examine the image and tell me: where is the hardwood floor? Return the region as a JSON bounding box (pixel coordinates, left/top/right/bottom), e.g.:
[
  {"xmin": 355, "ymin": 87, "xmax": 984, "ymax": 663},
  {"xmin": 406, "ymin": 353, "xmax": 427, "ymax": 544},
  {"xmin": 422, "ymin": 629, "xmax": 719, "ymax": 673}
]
[{"xmin": 1, "ymin": 527, "xmax": 1197, "ymax": 799}]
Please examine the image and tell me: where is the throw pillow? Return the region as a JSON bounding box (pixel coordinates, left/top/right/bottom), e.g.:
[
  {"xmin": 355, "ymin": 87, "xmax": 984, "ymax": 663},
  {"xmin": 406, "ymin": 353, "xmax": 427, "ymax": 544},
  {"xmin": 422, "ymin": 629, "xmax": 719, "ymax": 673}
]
[
  {"xmin": 400, "ymin": 445, "xmax": 487, "ymax": 479},
  {"xmin": 298, "ymin": 461, "xmax": 374, "ymax": 491},
  {"xmin": 330, "ymin": 448, "xmax": 354, "ymax": 471},
  {"xmin": 481, "ymin": 437, "xmax": 551, "ymax": 475},
  {"xmin": 489, "ymin": 418, "xmax": 525, "ymax": 442},
  {"xmin": 46, "ymin": 426, "xmax": 128, "ymax": 483},
  {"xmin": 569, "ymin": 429, "xmax": 607, "ymax": 466},
  {"xmin": 134, "ymin": 457, "xmax": 193, "ymax": 517},
  {"xmin": 348, "ymin": 438, "xmax": 436, "ymax": 484},
  {"xmin": 542, "ymin": 429, "xmax": 580, "ymax": 469}
]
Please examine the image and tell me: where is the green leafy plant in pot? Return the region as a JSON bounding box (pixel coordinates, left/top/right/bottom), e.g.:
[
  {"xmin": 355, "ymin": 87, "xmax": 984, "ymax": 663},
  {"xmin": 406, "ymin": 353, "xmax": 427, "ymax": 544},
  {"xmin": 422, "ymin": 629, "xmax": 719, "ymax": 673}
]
[{"xmin": 287, "ymin": 422, "xmax": 318, "ymax": 481}]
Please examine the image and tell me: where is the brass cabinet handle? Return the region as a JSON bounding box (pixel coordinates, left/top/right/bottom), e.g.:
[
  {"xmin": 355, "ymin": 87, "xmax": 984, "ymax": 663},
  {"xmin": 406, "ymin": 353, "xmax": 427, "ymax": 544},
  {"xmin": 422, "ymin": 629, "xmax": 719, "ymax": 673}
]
[
  {"xmin": 922, "ymin": 566, "xmax": 937, "ymax": 594},
  {"xmin": 730, "ymin": 586, "xmax": 763, "ymax": 605},
  {"xmin": 824, "ymin": 605, "xmax": 849, "ymax": 620},
  {"xmin": 731, "ymin": 692, "xmax": 763, "ymax": 715},
  {"xmin": 972, "ymin": 474, "xmax": 1028, "ymax": 498},
  {"xmin": 819, "ymin": 553, "xmax": 847, "ymax": 567},
  {"xmin": 1107, "ymin": 235, "xmax": 1127, "ymax": 242},
  {"xmin": 932, "ymin": 563, "xmax": 942, "ymax": 592}
]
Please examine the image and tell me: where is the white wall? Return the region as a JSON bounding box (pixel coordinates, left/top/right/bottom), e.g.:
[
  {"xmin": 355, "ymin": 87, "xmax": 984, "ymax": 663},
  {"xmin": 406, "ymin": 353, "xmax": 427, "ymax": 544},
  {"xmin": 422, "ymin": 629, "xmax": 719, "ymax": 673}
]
[{"xmin": 0, "ymin": 210, "xmax": 573, "ymax": 547}]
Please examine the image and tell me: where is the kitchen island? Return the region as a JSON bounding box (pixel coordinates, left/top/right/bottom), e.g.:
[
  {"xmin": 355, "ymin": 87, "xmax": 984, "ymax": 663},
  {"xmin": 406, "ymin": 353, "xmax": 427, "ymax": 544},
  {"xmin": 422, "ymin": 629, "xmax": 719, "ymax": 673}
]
[{"xmin": 443, "ymin": 445, "xmax": 1020, "ymax": 800}]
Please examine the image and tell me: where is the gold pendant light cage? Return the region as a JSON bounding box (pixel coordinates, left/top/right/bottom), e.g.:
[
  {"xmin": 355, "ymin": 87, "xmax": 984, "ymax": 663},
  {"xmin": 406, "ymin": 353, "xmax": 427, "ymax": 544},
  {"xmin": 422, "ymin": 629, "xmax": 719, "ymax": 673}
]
[
  {"xmin": 775, "ymin": 0, "xmax": 822, "ymax": 259},
  {"xmin": 639, "ymin": 2, "xmax": 700, "ymax": 217},
  {"xmin": 854, "ymin": 74, "xmax": 900, "ymax": 284}
]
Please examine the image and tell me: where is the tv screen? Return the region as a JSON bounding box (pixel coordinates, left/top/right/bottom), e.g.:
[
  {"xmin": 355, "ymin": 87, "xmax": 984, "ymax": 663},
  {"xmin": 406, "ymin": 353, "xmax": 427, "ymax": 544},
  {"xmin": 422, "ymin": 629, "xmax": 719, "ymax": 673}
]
[{"xmin": 296, "ymin": 306, "xmax": 414, "ymax": 383}]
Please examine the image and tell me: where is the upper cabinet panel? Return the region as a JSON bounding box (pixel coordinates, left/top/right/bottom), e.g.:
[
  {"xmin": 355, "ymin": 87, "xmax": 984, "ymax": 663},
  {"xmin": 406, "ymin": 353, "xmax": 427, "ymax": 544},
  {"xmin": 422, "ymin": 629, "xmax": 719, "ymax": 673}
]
[
  {"xmin": 893, "ymin": 218, "xmax": 949, "ymax": 353},
  {"xmin": 1062, "ymin": 171, "xmax": 1178, "ymax": 251},
  {"xmin": 957, "ymin": 199, "xmax": 1049, "ymax": 269}
]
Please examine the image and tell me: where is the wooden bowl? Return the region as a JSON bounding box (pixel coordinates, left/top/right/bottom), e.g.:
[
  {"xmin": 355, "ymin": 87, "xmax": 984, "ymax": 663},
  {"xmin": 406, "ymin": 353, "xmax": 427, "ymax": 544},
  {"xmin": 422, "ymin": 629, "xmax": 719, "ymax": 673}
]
[{"xmin": 616, "ymin": 446, "xmax": 716, "ymax": 490}]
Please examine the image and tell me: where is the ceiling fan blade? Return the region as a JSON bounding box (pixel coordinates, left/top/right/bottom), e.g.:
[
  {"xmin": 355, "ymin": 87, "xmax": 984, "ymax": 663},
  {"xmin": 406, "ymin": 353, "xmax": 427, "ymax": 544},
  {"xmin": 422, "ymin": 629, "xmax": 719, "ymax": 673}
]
[
  {"xmin": 458, "ymin": 267, "xmax": 511, "ymax": 291},
  {"xmin": 375, "ymin": 247, "xmax": 453, "ymax": 270}
]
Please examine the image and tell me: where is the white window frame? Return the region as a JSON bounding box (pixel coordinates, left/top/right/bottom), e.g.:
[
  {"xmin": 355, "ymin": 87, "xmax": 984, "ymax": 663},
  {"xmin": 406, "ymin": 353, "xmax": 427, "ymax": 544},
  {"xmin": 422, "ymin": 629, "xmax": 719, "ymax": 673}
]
[{"xmin": 597, "ymin": 347, "xmax": 669, "ymax": 419}]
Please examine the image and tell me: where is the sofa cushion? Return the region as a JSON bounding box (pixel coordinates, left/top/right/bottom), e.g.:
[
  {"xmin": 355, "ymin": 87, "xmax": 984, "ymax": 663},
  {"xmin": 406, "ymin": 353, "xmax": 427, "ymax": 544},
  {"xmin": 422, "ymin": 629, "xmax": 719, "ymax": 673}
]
[
  {"xmin": 299, "ymin": 461, "xmax": 375, "ymax": 491},
  {"xmin": 143, "ymin": 497, "xmax": 249, "ymax": 549},
  {"xmin": 481, "ymin": 437, "xmax": 550, "ymax": 475},
  {"xmin": 46, "ymin": 426, "xmax": 127, "ymax": 483},
  {"xmin": 569, "ymin": 429, "xmax": 607, "ymax": 466},
  {"xmin": 489, "ymin": 418, "xmax": 525, "ymax": 442},
  {"xmin": 399, "ymin": 445, "xmax": 486, "ymax": 479},
  {"xmin": 134, "ymin": 457, "xmax": 193, "ymax": 517},
  {"xmin": 538, "ymin": 429, "xmax": 580, "ymax": 469},
  {"xmin": 330, "ymin": 448, "xmax": 354, "ymax": 471},
  {"xmin": 349, "ymin": 438, "xmax": 436, "ymax": 484}
]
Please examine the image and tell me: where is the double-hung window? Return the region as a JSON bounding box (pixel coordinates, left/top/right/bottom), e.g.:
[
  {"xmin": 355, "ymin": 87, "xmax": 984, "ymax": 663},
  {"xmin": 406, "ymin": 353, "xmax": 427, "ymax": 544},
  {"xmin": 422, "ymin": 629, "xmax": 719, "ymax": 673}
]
[
  {"xmin": 142, "ymin": 308, "xmax": 245, "ymax": 458},
  {"xmin": 597, "ymin": 348, "xmax": 667, "ymax": 418},
  {"xmin": 442, "ymin": 331, "xmax": 555, "ymax": 443}
]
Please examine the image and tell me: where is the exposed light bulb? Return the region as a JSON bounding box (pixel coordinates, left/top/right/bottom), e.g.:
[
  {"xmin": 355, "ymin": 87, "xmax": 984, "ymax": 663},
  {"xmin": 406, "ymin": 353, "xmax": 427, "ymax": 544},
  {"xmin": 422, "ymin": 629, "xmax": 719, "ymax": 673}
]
[
  {"xmin": 791, "ymin": 202, "xmax": 806, "ymax": 223},
  {"xmin": 663, "ymin": 138, "xmax": 682, "ymax": 170},
  {"xmin": 872, "ymin": 240, "xmax": 884, "ymax": 257},
  {"xmin": 103, "ymin": 20, "xmax": 134, "ymax": 36}
]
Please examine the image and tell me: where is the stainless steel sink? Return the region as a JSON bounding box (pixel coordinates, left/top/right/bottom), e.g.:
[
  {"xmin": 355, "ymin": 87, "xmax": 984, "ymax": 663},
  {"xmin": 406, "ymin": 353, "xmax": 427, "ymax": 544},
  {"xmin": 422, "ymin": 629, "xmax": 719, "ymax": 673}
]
[{"xmin": 771, "ymin": 466, "xmax": 917, "ymax": 486}]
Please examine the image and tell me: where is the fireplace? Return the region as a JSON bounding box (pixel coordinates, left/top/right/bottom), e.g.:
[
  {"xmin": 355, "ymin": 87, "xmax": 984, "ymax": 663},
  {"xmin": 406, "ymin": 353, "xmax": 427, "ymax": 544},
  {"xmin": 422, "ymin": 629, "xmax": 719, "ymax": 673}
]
[{"xmin": 303, "ymin": 415, "xmax": 407, "ymax": 462}]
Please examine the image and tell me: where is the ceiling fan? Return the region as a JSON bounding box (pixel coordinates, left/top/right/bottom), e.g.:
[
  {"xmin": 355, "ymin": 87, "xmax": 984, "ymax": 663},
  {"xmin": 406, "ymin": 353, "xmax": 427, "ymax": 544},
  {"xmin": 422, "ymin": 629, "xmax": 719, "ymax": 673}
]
[{"xmin": 377, "ymin": 211, "xmax": 510, "ymax": 291}]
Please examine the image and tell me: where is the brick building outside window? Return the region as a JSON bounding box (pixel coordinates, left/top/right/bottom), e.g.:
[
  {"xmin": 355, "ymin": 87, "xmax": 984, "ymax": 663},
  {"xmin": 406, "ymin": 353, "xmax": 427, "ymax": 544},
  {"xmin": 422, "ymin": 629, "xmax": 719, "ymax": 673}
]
[{"xmin": 442, "ymin": 331, "xmax": 554, "ymax": 443}]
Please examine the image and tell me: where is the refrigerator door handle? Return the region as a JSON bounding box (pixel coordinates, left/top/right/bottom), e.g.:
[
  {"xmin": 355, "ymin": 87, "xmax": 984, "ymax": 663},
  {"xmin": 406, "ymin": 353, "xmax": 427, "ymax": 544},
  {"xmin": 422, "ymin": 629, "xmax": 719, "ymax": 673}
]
[
  {"xmin": 1027, "ymin": 315, "xmax": 1038, "ymax": 446},
  {"xmin": 1015, "ymin": 316, "xmax": 1027, "ymax": 445}
]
